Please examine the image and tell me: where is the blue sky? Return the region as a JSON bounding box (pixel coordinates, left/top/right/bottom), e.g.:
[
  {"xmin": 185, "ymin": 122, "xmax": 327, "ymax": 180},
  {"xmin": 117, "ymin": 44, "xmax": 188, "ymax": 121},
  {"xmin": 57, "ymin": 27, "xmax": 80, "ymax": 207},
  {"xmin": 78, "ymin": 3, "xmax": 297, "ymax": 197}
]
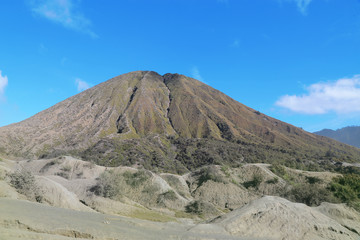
[{"xmin": 1, "ymin": 0, "xmax": 360, "ymax": 132}]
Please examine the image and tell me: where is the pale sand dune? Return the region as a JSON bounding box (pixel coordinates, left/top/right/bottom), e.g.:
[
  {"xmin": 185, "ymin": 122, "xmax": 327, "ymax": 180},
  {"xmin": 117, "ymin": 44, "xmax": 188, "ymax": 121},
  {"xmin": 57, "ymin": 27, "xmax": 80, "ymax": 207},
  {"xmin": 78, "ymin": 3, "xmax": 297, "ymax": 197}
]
[
  {"xmin": 35, "ymin": 176, "xmax": 95, "ymax": 212},
  {"xmin": 211, "ymin": 196, "xmax": 360, "ymax": 240},
  {"xmin": 1, "ymin": 196, "xmax": 359, "ymax": 240},
  {"xmin": 0, "ymin": 196, "xmax": 360, "ymax": 240},
  {"xmin": 1, "ymin": 157, "xmax": 360, "ymax": 240},
  {"xmin": 0, "ymin": 198, "xmax": 247, "ymax": 240}
]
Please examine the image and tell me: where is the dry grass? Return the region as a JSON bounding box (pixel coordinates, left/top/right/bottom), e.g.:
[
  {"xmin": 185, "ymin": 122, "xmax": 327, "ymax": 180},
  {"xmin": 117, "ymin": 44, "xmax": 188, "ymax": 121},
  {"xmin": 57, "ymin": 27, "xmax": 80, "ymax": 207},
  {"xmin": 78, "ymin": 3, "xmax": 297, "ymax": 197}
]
[{"xmin": 127, "ymin": 209, "xmax": 176, "ymax": 222}]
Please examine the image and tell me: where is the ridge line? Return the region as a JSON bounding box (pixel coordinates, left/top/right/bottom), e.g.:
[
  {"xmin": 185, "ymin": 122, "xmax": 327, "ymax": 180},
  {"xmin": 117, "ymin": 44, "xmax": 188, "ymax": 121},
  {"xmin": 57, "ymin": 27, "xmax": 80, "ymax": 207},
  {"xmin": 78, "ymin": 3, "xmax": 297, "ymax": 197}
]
[
  {"xmin": 115, "ymin": 73, "xmax": 146, "ymax": 134},
  {"xmin": 162, "ymin": 74, "xmax": 176, "ymax": 136}
]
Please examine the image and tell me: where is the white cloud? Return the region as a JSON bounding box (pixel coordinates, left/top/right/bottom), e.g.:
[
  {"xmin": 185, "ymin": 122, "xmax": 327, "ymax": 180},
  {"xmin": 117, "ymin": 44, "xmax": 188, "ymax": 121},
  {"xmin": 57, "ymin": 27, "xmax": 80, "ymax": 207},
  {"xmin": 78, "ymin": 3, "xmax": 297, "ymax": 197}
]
[
  {"xmin": 191, "ymin": 67, "xmax": 204, "ymax": 82},
  {"xmin": 0, "ymin": 70, "xmax": 8, "ymax": 96},
  {"xmin": 75, "ymin": 78, "xmax": 91, "ymax": 92},
  {"xmin": 31, "ymin": 0, "xmax": 97, "ymax": 38},
  {"xmin": 279, "ymin": 0, "xmax": 313, "ymax": 15},
  {"xmin": 276, "ymin": 75, "xmax": 360, "ymax": 114},
  {"xmin": 294, "ymin": 0, "xmax": 312, "ymax": 15}
]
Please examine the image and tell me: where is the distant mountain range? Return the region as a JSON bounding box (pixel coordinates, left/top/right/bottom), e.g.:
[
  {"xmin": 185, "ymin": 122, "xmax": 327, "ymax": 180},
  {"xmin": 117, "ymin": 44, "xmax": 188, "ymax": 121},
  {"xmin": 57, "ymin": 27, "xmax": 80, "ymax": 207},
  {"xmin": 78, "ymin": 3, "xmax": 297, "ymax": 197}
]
[
  {"xmin": 0, "ymin": 71, "xmax": 359, "ymax": 172},
  {"xmin": 314, "ymin": 126, "xmax": 360, "ymax": 148}
]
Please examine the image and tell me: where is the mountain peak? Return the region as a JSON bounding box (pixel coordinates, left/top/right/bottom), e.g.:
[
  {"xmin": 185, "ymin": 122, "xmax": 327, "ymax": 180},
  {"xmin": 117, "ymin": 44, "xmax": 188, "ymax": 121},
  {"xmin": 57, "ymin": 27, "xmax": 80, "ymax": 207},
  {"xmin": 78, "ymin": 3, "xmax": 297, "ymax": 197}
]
[{"xmin": 1, "ymin": 71, "xmax": 359, "ymax": 172}]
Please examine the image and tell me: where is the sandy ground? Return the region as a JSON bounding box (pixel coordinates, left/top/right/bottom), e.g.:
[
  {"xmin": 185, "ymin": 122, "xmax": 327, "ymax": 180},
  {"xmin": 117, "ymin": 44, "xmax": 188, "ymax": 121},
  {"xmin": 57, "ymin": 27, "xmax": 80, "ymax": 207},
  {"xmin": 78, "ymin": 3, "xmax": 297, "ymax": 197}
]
[
  {"xmin": 1, "ymin": 157, "xmax": 360, "ymax": 240},
  {"xmin": 1, "ymin": 196, "xmax": 359, "ymax": 240},
  {"xmin": 0, "ymin": 198, "xmax": 256, "ymax": 240}
]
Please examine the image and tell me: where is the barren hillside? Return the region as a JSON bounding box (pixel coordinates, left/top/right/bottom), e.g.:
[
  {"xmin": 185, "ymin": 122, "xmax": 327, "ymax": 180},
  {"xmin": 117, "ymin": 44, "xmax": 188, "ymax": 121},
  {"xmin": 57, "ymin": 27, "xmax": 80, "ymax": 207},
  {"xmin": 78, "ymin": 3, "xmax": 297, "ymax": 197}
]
[{"xmin": 0, "ymin": 71, "xmax": 359, "ymax": 173}]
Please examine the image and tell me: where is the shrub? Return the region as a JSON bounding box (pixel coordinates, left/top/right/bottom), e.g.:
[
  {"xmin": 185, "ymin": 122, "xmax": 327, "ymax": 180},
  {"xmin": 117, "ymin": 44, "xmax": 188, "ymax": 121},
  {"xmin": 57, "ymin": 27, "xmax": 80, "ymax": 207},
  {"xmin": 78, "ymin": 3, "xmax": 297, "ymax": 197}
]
[
  {"xmin": 142, "ymin": 184, "xmax": 160, "ymax": 195},
  {"xmin": 243, "ymin": 173, "xmax": 263, "ymax": 189},
  {"xmin": 197, "ymin": 167, "xmax": 225, "ymax": 187},
  {"xmin": 266, "ymin": 177, "xmax": 279, "ymax": 184},
  {"xmin": 123, "ymin": 170, "xmax": 150, "ymax": 187},
  {"xmin": 157, "ymin": 190, "xmax": 177, "ymax": 203},
  {"xmin": 335, "ymin": 166, "xmax": 360, "ymax": 175},
  {"xmin": 90, "ymin": 170, "xmax": 122, "ymax": 198},
  {"xmin": 283, "ymin": 183, "xmax": 336, "ymax": 206},
  {"xmin": 91, "ymin": 169, "xmax": 151, "ymax": 198},
  {"xmin": 220, "ymin": 165, "xmax": 231, "ymax": 177},
  {"xmin": 61, "ymin": 165, "xmax": 72, "ymax": 172},
  {"xmin": 330, "ymin": 174, "xmax": 360, "ymax": 206},
  {"xmin": 185, "ymin": 201, "xmax": 203, "ymax": 214},
  {"xmin": 306, "ymin": 176, "xmax": 322, "ymax": 184},
  {"xmin": 163, "ymin": 175, "xmax": 181, "ymax": 187},
  {"xmin": 55, "ymin": 171, "xmax": 69, "ymax": 179},
  {"xmin": 162, "ymin": 190, "xmax": 177, "ymax": 200},
  {"xmin": 330, "ymin": 183, "xmax": 357, "ymax": 202},
  {"xmin": 40, "ymin": 160, "xmax": 59, "ymax": 173},
  {"xmin": 270, "ymin": 163, "xmax": 286, "ymax": 177},
  {"xmin": 335, "ymin": 174, "xmax": 360, "ymax": 195},
  {"xmin": 185, "ymin": 200, "xmax": 218, "ymax": 217},
  {"xmin": 231, "ymin": 178, "xmax": 238, "ymax": 185},
  {"xmin": 8, "ymin": 170, "xmax": 42, "ymax": 202}
]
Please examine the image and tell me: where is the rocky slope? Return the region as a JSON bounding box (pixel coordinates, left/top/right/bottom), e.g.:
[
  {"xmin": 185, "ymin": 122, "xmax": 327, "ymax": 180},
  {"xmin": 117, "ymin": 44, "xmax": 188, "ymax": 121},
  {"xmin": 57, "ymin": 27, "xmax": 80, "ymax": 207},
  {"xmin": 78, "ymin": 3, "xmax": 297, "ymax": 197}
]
[{"xmin": 0, "ymin": 71, "xmax": 359, "ymax": 173}]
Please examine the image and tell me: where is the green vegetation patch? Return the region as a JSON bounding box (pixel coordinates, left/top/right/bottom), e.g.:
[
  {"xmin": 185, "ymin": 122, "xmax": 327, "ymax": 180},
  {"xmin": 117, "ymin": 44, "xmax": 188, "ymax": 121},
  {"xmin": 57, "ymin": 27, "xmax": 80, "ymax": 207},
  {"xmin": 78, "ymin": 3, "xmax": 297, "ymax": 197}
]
[
  {"xmin": 270, "ymin": 163, "xmax": 287, "ymax": 177},
  {"xmin": 174, "ymin": 211, "xmax": 195, "ymax": 219},
  {"xmin": 269, "ymin": 163, "xmax": 339, "ymax": 207},
  {"xmin": 55, "ymin": 171, "xmax": 70, "ymax": 179},
  {"xmin": 220, "ymin": 165, "xmax": 231, "ymax": 177},
  {"xmin": 128, "ymin": 209, "xmax": 176, "ymax": 222},
  {"xmin": 266, "ymin": 177, "xmax": 279, "ymax": 184},
  {"xmin": 39, "ymin": 160, "xmax": 60, "ymax": 173},
  {"xmin": 270, "ymin": 163, "xmax": 296, "ymax": 184},
  {"xmin": 243, "ymin": 173, "xmax": 263, "ymax": 189},
  {"xmin": 123, "ymin": 170, "xmax": 150, "ymax": 187},
  {"xmin": 330, "ymin": 174, "xmax": 360, "ymax": 211},
  {"xmin": 269, "ymin": 163, "xmax": 360, "ymax": 211},
  {"xmin": 8, "ymin": 170, "xmax": 43, "ymax": 202},
  {"xmin": 157, "ymin": 190, "xmax": 177, "ymax": 204},
  {"xmin": 90, "ymin": 170, "xmax": 123, "ymax": 198},
  {"xmin": 283, "ymin": 183, "xmax": 337, "ymax": 207},
  {"xmin": 197, "ymin": 167, "xmax": 226, "ymax": 187},
  {"xmin": 61, "ymin": 165, "xmax": 72, "ymax": 172},
  {"xmin": 306, "ymin": 176, "xmax": 322, "ymax": 184},
  {"xmin": 36, "ymin": 144, "xmax": 51, "ymax": 158},
  {"xmin": 91, "ymin": 169, "xmax": 153, "ymax": 201},
  {"xmin": 185, "ymin": 200, "xmax": 219, "ymax": 218}
]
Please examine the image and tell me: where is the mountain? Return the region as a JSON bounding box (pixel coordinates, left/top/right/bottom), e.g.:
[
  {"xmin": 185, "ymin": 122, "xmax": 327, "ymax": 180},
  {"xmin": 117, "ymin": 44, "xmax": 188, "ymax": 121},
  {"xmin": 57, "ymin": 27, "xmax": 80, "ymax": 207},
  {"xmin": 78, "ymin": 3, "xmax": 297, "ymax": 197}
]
[
  {"xmin": 315, "ymin": 126, "xmax": 360, "ymax": 148},
  {"xmin": 0, "ymin": 71, "xmax": 359, "ymax": 173}
]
